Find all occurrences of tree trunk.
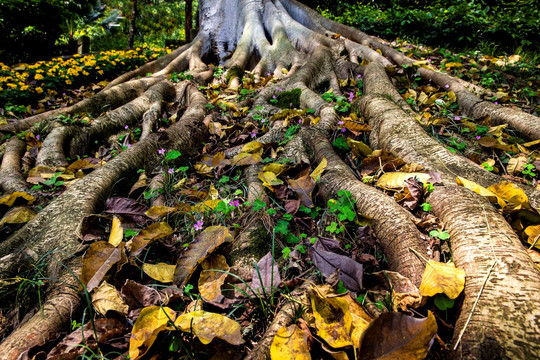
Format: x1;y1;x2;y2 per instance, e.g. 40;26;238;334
128;0;138;49
185;0;193;42
1;0;539;359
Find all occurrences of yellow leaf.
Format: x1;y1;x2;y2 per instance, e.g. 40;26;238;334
194;163;214;176
0;206;35;227
310;157;327;182
419;261;465;299
347;138;373;157
524;225;540;249
174;226;233;288
67;159;96;172
129;306;177;360
209;185;219;200
108;216;123;247
445;62;463;68
341;294;372;345
487;181;530;212
507;156;528;175
145;206;178;220
376;172;431;190
310;287;353;348
199;254;229;304
447;91;456;103
231;152;263;166
270;325;311;360
258;171;284;190
142;263;176;283
81;241;122;292
456;176;506;208
130;222;174;258
241;141;264;154
92;281;128;316
174;310;244;345
0;191;36;207
262;163;289;177
191;199;220;212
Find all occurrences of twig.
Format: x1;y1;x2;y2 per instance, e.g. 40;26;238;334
453;260;497;351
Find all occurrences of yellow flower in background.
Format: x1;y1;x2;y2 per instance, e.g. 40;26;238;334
35;87;43;94
82;70;89;76
98;70;104;75
7;83;17;89
65;79;72;85
35;74;44;80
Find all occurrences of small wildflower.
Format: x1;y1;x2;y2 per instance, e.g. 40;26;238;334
454;116;461;121
341;128;346;133
124;125;129;129
289;103;293;107
229;199;240;207
476;135;481;140
494;101;498;105
348;91;354;102
445;84;450;89
127;144;131;148
279;88;283;92
357;74;362;79
158;148;165;155
168;168;174;174
338;120;344;125
272;95;276;99
35;135;40;140
267;72;271;76
194;220;204;230
251;131;257;138
261;118;266;123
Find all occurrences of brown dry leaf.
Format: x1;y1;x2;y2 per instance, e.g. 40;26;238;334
67;159;96;172
376;172;431;190
108;216;123;247
174;226;233;288
347;138;373;157
231;152;263;166
145;205;178;220
174;310;244;345
129;306;176;360
288;170;316;207
129;172;148;196
258;171;284;190
0;206;35;227
130;222;174;258
194;162;214;176
358;311;437;359
199;254;229;304
92;281;129;316
507;156;528;175
419;261;465;299
487;181;530;212
310;157;327;181
310;287;353;349
142;263;176;283
0;191;36;207
456;176;506;208
82;241;122;292
270;325;311;360
524;225;540;249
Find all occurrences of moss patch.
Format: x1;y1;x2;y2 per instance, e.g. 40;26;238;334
274;88;302;109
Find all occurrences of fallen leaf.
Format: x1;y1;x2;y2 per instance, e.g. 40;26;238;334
524;225;540;249
341;294;372;345
456;176;506;208
288;169;316;207
259;171;284;190
105;197;149;224
174;310;244;345
121;280;180;310
376;172;431;190
142;263;176;283
231;152;263;166
311;242;363;292
199;254;229;305
262;163;290;176
270;325;311;360
507;156;528;175
92;281;129;315
108;216;123;247
487;181;530;212
358;312;437;359
174;226;233;288
310;157;327;181
0;191;36;207
241;141;264;154
0;206;35;227
130;222;174;258
129;306;177;360
310;287;353;348
82;241;122;292
252;252;281;296
419;261;465;299
347;138;373;157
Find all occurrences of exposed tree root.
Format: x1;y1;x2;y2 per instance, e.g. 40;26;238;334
430;186;540;358
1;0;539;358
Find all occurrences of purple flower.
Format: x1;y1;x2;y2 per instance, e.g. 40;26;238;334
261;118;266;123
289;103;293;107
357;74;362;79
445;84;450;89
127;144;131;148
338;120;344;125
267;72;271;76
454;116;461;121
341;128;346;133
158;148;165;155
476;135;481;140
494;101;498;105
251;132;257;138
35;135;40;140
272;95;276;99
124;125;129;129
348;92;354;103
168;168;174;174
279;88;283;92
229;199;240;207
194;219;204;230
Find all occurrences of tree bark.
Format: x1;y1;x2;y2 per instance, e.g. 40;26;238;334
128;0;139;49
185;0;193;42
